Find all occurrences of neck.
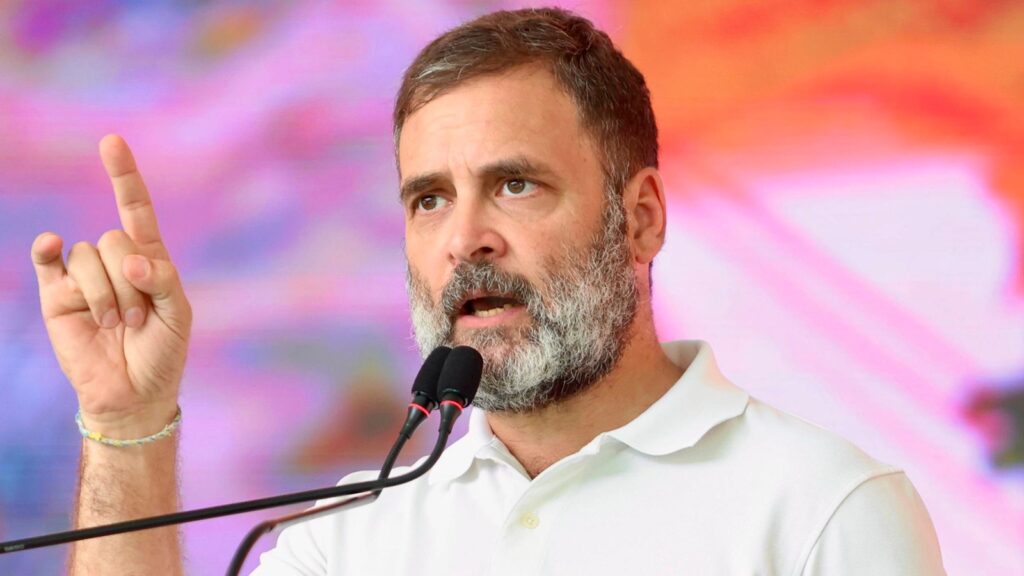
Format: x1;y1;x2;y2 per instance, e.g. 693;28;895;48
485;315;684;478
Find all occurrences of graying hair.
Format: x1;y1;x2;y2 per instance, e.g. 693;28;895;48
393;7;659;195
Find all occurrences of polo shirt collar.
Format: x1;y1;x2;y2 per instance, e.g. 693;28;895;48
428;404;496;485
428;340;749;485
605;340;749;455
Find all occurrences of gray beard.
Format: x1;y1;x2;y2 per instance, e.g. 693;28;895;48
406;195;638;413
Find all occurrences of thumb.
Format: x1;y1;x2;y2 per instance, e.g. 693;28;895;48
122;254;192;337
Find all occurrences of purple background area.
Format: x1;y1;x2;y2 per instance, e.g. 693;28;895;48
0;1;1021;574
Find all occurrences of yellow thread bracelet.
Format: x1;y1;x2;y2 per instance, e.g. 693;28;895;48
75;407;182;447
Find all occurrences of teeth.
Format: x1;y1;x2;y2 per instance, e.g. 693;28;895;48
472;303;515;318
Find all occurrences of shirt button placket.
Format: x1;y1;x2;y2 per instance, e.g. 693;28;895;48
519;511;540;530
490;509;544;575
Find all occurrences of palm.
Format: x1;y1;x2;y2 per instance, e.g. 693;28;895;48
44;291;184;414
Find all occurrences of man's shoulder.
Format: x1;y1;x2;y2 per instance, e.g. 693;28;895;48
657;339;899;485
700;393;903;497
721;398;945;575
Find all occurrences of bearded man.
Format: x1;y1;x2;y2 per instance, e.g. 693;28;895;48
30;7;946;575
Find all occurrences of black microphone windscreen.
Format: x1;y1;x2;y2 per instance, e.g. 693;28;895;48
413;347;451;401
438;346;483;404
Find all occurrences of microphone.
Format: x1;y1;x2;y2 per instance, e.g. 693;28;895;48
397;345;450;442
437;346;484;435
0;346;473;557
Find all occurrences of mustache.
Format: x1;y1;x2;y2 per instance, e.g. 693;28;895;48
439;262;541;318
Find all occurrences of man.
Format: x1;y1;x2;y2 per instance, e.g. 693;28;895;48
30;7;945;575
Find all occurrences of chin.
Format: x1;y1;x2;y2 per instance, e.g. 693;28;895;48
452;325;528;356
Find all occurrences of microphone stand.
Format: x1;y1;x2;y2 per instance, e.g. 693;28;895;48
223;352;481;573
0;427;452;556
226;491;378;576
224;429;419;575
1;344;481;572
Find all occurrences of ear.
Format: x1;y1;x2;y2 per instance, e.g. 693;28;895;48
621;167;667;265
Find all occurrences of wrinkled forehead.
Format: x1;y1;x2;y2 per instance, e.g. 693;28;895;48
396;65;599;183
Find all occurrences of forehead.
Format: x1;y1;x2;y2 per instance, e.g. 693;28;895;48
397;65;599;182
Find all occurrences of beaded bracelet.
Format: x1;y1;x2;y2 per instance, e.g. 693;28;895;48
75;407;182;447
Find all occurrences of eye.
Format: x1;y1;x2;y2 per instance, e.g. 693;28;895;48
416;194;449;213
501;178;537;197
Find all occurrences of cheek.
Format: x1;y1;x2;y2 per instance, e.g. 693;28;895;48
405;254;445;302
405;217;449;261
519;220;583;263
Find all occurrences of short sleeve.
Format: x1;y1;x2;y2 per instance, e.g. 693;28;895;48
249;513;327;576
800;472;946;576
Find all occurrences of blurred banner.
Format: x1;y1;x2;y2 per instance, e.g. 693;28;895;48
0;1;1021;573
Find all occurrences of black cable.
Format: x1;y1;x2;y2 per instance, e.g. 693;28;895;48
224;430;419;575
0;427;452;555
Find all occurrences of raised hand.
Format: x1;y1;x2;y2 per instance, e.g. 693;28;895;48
30;135;192;437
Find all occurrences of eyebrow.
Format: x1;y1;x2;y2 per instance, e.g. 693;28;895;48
398;156;558;203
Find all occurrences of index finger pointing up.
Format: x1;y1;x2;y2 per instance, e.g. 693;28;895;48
99;134;169;260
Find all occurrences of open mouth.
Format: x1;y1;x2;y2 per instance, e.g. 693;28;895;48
460;295;522;318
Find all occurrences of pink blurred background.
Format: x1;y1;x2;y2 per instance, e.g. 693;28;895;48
0;1;1021;573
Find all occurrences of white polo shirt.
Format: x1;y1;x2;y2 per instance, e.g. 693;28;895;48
254;341;945;575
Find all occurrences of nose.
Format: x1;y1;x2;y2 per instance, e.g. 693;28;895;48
446;196;507;265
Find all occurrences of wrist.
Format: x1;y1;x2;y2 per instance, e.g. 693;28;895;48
78;402;180;440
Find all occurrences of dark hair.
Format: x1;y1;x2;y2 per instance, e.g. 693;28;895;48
393;7;658;194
